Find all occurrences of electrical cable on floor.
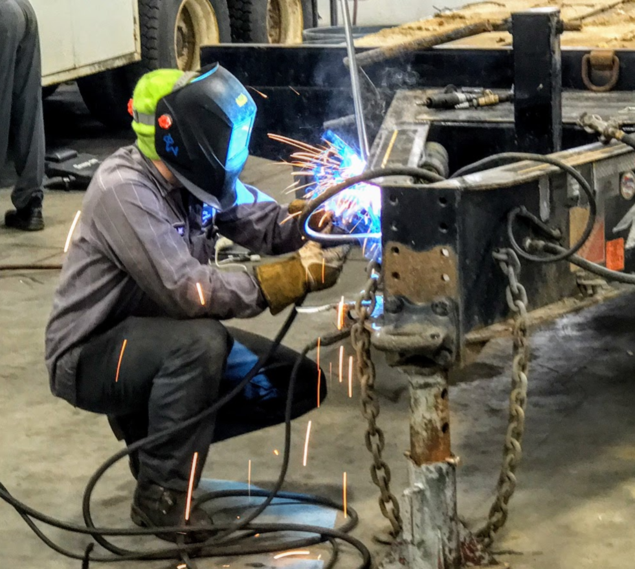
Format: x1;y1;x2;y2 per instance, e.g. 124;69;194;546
0;307;371;567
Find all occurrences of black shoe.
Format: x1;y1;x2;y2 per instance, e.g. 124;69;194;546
4;205;44;231
131;480;215;543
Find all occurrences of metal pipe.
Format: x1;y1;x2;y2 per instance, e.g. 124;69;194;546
338;0;370;160
330;0;338;26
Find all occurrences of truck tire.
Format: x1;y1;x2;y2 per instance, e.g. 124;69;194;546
228;0;315;44
77;67;134;131
133;0;232;76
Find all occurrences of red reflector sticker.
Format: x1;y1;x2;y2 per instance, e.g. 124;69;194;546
606;238;625;271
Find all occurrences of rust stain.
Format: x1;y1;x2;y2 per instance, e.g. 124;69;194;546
410;387;452;464
384;242;459;303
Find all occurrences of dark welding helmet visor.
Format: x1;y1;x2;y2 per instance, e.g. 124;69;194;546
155;63;257;210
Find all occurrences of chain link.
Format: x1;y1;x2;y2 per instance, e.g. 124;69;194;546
351;260;403;537
478;248;530;548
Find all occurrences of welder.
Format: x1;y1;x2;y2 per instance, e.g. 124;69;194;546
0;0;45;231
44;66;347;542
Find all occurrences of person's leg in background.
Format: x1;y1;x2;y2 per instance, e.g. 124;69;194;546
74;316;232;542
213;328;325;443
3;0;45;231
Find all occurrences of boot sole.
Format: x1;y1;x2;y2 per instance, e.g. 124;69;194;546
4;222;45;231
130;504;182;543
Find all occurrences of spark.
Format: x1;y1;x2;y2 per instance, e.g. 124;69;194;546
115;339;127;383
184;451;199;521
64;210;81;253
343;472;348;518
177;565;187;569
318;554;322;560
348;356;354;398
302;420;312;467
337;296;345;330
321;258;325;283
270;130;382;261
196;282;206;306
317;368;321;408
248;459;252;501
273;551;311;560
317;337;321;369
290;86;300;96
274;449;280;456
339;346;344;383
248;86;268;99
279;210;302;225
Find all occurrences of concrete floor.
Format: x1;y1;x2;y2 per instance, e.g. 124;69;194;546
3;86;635;568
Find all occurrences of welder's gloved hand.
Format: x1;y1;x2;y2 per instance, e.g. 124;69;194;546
288;199;334;233
255;241;350;315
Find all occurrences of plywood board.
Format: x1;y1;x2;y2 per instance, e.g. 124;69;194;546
356;0;635;50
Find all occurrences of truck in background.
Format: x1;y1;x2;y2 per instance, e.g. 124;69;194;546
35;0;317;129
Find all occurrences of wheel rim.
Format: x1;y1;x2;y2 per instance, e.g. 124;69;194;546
267;0;304;44
175;0;221;71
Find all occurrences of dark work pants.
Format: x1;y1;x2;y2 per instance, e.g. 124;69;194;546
75;317;325;491
0;0;45;209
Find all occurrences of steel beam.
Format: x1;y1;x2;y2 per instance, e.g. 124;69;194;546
512;8;563;154
379;368;460;569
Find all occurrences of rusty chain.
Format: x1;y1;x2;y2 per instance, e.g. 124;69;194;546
351;260;403;537
477;248;530;548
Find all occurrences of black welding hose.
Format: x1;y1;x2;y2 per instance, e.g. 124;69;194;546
298;166;445;245
193;330;352;544
531;240;635;284
0;311;370;566
451;152;597;263
80;305;301;556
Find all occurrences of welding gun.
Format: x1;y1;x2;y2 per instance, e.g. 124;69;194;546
579;112;635;149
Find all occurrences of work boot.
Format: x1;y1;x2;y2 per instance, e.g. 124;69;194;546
4;202;44;231
130;480;215;543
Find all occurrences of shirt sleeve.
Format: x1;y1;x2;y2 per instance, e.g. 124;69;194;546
92;180;267;320
215;181;305;255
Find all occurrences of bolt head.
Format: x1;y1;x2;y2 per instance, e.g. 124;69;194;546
432;300;450;316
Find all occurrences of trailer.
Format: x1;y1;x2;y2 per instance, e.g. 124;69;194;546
200;2;635;566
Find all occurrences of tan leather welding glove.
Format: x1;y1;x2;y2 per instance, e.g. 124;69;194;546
255;241;349;315
288;199;334;233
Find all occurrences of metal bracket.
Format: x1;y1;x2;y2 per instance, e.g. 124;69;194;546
582;50;620;93
372;298;458;367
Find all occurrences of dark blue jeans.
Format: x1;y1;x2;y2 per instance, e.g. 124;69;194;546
75;317;324;490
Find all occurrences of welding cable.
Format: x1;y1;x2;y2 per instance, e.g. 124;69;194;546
193;330;351;541
530;240;635;284
298;166;445;245
450;152;597;263
0;316;371;566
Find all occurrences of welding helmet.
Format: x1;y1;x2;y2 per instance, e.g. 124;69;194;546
132;64;257;210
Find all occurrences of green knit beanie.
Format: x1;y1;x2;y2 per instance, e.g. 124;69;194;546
131;69;185;161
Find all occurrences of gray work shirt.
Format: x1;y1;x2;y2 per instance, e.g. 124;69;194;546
45;145;304;404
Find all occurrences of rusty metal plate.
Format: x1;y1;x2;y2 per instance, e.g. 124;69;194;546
384;242;459;303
